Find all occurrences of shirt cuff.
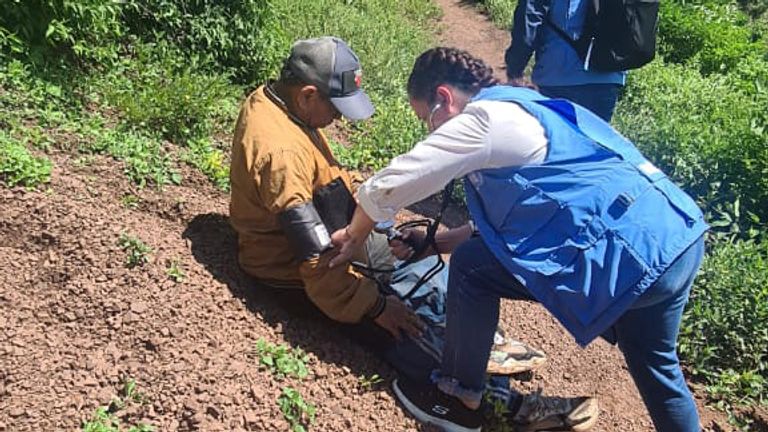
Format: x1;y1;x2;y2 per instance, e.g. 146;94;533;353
356;182;399;222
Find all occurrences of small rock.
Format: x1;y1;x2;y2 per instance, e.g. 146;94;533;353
206;405;221;419
130;302;148;314
243;412;259;426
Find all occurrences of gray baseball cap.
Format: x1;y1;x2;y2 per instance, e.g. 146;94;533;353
287;36;374;121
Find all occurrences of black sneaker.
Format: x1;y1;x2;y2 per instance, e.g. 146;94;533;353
392;378;482;432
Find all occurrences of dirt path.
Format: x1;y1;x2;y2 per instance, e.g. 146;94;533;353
434;0;511;80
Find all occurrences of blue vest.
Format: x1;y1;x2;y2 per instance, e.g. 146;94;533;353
465;86;708;346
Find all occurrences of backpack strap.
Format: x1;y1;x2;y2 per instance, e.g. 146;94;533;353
544;0;599;69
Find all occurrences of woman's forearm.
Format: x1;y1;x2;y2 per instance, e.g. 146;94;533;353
434;224;473;254
346;205;376;242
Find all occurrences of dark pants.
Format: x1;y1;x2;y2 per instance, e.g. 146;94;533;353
437;235;705;431
539;84;622;122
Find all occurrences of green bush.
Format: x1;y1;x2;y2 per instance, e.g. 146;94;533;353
476;0;518;28
679;236;768;406
82;125;181;188
614;60;768;229
0;0;125;64
97;44;238;144
0;132;52;188
122;0;287;85
659;2;764;75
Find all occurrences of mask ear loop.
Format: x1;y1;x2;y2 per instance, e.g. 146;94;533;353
427;102;442;132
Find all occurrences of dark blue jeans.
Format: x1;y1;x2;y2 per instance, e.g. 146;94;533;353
436;236;705;432
539;84;622;122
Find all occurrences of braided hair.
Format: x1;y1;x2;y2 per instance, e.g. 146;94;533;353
407;47;499;103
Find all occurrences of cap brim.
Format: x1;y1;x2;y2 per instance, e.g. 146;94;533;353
330;90;374;121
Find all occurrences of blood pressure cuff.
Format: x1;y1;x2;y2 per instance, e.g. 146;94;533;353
312;177;356;234
278;202;333;261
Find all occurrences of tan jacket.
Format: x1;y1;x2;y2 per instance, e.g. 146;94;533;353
229;85;379;323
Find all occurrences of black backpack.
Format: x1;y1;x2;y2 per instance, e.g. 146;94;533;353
547;0;660;72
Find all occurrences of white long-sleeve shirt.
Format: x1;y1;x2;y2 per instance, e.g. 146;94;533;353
357;100;549;221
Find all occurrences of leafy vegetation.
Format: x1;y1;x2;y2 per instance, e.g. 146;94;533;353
0;132;52;188
122;0;286;86
166;259;185;283
82;378;153;432
255;339;310;380
358;373;385;391
278;386;316;432
680;238;768;406
118;233;152;269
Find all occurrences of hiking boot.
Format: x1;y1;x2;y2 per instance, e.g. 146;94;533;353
509;389;599;431
486;334;547;375
392;378;482;432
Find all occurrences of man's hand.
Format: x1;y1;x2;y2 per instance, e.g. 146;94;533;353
374;295;426;341
389;229;429;261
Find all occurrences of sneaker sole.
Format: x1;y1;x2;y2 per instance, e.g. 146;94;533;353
517;397;599;432
568;397;599;432
392;379;481;432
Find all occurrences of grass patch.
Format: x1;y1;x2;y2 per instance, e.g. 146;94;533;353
181;139;230;191
680;237;768;409
0;131;52;188
476;0;518;28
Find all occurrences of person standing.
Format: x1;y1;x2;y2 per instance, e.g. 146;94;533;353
332;47;707;432
505;0;625;121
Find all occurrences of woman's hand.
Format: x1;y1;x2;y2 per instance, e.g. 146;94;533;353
329;227;364;268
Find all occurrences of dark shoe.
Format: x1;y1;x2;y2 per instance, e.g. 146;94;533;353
510;389;599;431
392;378;482;432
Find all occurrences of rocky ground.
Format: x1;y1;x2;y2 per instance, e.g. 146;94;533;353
0;1;740;431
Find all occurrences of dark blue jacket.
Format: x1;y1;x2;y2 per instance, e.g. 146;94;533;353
505;0;626;86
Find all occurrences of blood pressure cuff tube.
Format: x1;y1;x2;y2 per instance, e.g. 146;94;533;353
278;201;333;261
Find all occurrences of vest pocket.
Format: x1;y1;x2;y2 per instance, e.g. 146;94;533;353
494;174;563;251
536;231;649;327
529;215;608;276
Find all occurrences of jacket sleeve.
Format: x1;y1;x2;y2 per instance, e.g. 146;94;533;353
505;0;552;79
254;149;314;213
298;249;380;323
